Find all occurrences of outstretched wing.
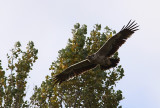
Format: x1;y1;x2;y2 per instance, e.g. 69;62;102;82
97;20;139;57
53;59;97;85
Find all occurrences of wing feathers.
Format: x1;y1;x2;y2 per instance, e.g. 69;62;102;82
123;20;132;29
122;20;139;31
120;25;125;31
53;59;97;85
97;20;139;57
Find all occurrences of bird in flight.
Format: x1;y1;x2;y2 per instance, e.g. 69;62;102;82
53;20;139;85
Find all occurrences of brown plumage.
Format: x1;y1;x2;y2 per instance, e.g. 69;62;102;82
53;20;139;85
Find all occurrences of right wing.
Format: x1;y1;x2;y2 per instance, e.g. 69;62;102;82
53;59;97;85
97;20;139;57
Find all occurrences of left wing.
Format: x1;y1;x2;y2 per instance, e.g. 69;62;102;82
97;20;139;57
53;59;97;85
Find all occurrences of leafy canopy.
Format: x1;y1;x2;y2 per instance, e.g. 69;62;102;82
30;23;124;108
0;41;38;107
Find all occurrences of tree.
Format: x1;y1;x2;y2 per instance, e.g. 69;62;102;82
0;41;38;107
30;23;124;108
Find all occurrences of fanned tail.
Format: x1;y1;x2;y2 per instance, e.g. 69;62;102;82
100;58;120;70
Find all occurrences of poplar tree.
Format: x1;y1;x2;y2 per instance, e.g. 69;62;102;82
31;23;124;108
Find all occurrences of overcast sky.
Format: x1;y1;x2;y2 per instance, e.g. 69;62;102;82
0;0;160;108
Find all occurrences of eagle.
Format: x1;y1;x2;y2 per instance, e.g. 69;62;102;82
53;20;139;85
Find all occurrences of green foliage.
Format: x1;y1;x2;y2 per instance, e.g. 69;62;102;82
0;41;38;107
0;23;124;107
30;23;124;107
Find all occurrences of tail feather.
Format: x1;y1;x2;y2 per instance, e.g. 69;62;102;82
100;58;120;70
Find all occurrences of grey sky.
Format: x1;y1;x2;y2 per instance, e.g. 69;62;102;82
0;0;160;107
